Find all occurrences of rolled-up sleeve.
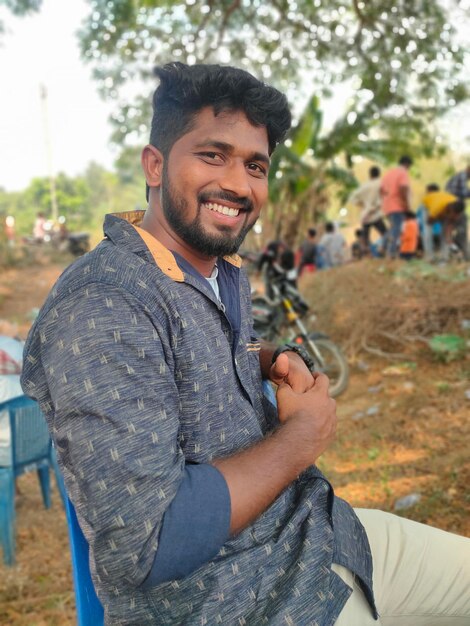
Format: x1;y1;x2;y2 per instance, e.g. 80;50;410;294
22;282;229;593
141;462;230;588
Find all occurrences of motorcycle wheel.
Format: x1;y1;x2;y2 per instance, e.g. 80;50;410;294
305;333;349;397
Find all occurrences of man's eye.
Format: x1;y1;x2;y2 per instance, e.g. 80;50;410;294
200;152;221;161
247;163;267;176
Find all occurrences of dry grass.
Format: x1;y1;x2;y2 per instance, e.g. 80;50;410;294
301;259;470;361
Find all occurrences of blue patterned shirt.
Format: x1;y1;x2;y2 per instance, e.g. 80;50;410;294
22;211;376;625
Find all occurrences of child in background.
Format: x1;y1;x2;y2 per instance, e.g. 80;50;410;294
351;229;367;260
400;210;419;260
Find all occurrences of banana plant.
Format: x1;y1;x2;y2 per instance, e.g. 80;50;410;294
265;94;425;242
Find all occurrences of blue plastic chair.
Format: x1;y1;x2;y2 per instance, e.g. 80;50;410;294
0;395;66;565
65;497;104;626
262;379;277;406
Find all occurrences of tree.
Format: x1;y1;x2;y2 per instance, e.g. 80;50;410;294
0;0;42;36
22;173;92;230
0;0;42;16
79;0;468;154
0;159;146;241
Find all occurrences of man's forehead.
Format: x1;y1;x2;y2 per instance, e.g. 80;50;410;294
181;106;269;151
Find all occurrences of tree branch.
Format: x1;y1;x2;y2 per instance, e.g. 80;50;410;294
216;0;241;48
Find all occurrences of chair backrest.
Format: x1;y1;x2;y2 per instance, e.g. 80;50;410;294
0;396;51;474
65;498;104;626
262;379;277;407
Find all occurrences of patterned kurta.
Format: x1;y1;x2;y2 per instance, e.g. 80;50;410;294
22;211;376;625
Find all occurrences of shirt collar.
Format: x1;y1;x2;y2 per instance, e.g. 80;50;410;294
104;210;242;282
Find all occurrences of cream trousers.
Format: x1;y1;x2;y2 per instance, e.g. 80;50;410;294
334;508;470;626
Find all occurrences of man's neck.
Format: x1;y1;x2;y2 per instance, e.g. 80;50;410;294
140;208;217;277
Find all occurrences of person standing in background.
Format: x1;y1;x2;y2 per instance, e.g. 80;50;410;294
445;165;470;260
381;156;413;258
297;228;318;276
417;184;444;261
420;184;463;261
33;212;46;242
349;166;387;252
445;164;470;205
319;221;346;267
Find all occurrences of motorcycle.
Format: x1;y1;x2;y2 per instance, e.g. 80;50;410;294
251;271;349;397
23;231;90;257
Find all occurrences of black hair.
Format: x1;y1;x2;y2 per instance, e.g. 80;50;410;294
308;228;317;237
426;183;440;192
369;166;381;178
150;62;291;158
325;222;334;233
399;155;413;167
405;210;416;219
355;229;364;237
280;248;295;271
450;200;465;214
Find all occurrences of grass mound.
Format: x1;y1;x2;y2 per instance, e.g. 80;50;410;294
302;260;470;360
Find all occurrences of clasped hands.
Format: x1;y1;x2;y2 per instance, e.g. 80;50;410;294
268;350;337;457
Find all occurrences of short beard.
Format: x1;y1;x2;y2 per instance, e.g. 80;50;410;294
161;167;255;258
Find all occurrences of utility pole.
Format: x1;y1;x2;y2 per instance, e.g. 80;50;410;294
39;83;58;223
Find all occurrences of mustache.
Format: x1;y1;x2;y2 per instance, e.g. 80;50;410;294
198;191;253;212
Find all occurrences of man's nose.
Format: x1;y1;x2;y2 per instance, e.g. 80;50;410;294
219;161;252;199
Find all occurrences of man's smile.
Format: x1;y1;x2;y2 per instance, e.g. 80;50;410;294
202;202;241;217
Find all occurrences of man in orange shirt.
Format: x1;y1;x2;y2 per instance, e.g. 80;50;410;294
381;155;413;258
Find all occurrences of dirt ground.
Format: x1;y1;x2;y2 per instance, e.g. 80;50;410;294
0;256;469;625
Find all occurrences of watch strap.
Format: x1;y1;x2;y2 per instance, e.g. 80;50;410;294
271;342;315;372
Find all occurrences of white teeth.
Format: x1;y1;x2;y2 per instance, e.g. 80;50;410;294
205;202;240;217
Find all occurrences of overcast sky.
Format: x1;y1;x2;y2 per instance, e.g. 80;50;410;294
0;0;469;193
0;0;116;191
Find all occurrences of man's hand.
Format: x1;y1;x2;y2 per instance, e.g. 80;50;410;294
212;370;337;534
277;371;337;464
269;351;315;393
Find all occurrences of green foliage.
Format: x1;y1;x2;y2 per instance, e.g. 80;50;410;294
0;155;146;239
78;0;468;153
2;0;42;16
0;0;42;36
367;447;381;461
429;334;467;362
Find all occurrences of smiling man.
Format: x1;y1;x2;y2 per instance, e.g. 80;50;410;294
141;105;269;272
22;63;470;626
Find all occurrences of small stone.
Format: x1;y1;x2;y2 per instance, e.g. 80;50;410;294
366;405;379;416
394;493;421;511
367;384;383;394
351;411;365;421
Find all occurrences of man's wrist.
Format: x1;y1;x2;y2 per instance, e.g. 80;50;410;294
271;342;315;372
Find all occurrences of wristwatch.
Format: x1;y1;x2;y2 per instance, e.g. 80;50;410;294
271;342;315;372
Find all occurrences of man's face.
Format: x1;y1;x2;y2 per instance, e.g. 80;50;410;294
159;107;270;258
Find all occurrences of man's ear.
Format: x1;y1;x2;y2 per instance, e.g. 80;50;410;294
141;145;164;188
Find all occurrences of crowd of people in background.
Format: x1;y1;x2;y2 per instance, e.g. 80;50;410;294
255;160;469;290
257;221;347;287
349;159;469;263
